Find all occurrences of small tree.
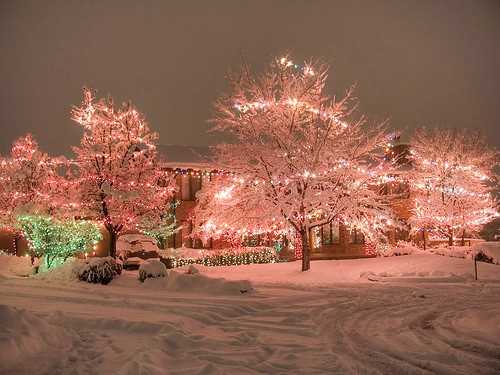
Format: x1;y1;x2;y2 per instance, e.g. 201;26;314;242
410;128;499;246
193;56;395;271
138;201;181;249
71;88;176;257
17;215;102;270
0;134;60;255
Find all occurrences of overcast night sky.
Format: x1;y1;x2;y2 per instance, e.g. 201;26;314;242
1;0;499;156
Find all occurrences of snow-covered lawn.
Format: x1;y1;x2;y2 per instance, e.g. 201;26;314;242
1;254;500;374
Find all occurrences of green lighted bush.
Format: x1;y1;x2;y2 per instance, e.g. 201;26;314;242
17;215;102;270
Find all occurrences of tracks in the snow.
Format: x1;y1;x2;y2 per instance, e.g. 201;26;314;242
1;277;500;374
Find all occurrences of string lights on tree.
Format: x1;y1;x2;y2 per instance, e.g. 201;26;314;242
409;128;499;246
192;55;397;271
70;88;177;257
0;134;63;256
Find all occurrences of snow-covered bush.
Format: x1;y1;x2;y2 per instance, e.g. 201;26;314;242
77;257;122;285
471;242;500;264
474;251;494;264
33;257;81;282
138;259;167;282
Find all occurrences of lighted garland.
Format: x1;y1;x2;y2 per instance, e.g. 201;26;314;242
162;247;278;269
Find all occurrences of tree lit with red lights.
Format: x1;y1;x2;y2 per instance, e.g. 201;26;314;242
0;134;62;254
70;88;176;257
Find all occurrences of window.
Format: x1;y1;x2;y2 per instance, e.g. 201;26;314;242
181;175;191;201
322;223;340;245
180;221;192;247
191;176;202;198
350;228;365;244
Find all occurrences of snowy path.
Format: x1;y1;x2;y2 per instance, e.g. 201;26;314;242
1;268;500;375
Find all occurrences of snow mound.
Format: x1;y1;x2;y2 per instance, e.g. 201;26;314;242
360;270;472;283
0;305;73;374
139;259;167;282
430;243;500;264
0;254;33;278
33;257;82;282
143;270;253;295
431;245;473;259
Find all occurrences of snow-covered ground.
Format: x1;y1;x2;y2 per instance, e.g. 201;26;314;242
1;254;500;374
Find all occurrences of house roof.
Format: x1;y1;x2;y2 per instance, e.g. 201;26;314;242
157;144;214;170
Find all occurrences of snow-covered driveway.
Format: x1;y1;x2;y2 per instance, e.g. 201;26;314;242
1;257;500;374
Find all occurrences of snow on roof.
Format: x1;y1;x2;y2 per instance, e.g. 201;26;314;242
157;144;217;171
157;145;212;163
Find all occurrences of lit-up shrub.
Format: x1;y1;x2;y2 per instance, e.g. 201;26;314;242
17;215;102;270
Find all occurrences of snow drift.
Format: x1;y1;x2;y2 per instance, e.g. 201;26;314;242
0;305;73;375
143;269;253;295
0;254;32;278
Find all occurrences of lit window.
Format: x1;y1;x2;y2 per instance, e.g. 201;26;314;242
322;223;340;245
350;228;365;244
181;175;191;200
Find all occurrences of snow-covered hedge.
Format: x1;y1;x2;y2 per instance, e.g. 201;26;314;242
161;247;277;269
77;257;122;285
138;259;167;282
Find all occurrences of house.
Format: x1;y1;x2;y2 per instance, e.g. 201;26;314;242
0;144;414;259
159;145;414;259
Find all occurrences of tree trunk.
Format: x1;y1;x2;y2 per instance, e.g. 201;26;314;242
159;237;166;250
45;255;52;269
108;228;118;258
14;234;20;256
461;230;465;246
422;228;427;250
448;229;453;247
301;230;310;272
